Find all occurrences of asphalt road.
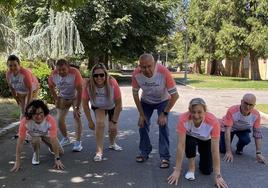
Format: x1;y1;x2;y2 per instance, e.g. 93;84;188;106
0;86;268;188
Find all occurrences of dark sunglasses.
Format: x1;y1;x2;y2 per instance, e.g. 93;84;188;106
93;73;105;78
243;101;255;107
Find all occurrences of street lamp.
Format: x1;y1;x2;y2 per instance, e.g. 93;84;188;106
182;27;188;85
163;43;168;67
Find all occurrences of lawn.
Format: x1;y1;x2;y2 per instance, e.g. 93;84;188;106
256;104;268;114
173;73;268;89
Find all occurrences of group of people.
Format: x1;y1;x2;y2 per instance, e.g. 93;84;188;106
6;54;267;187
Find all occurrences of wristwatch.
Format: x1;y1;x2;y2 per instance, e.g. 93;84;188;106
111;119;117;124
163;111;169;116
55;157;60;161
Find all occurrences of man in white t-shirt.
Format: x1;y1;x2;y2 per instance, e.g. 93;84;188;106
132;53;179;168
220;93;267;164
48;59;83;152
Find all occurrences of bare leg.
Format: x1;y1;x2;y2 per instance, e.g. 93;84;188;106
188;157;196;172
95;109;106;154
57;108;69;138
108;121;117;145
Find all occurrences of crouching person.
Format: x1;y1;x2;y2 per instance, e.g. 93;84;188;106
11;100;64;172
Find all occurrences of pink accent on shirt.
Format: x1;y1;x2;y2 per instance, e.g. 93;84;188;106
82;77;121;109
48;67;83;99
6;67;39;94
19;115;57;139
222;105;260;131
131;64;177;104
177;111;220;140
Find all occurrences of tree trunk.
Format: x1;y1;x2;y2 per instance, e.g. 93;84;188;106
225;57;241;77
249;49;261;80
210;59;225;76
238;56;244;77
193;60;203;74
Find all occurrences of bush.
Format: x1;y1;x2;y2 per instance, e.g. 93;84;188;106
0;70;12;97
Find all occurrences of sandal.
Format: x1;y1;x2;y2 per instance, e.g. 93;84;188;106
160;159;170;168
136;155;148;163
94;153;103;162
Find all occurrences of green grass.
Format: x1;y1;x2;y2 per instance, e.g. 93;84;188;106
256;104;268;114
173;73;268;89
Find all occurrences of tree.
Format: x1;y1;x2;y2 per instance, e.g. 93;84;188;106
74;0;174;68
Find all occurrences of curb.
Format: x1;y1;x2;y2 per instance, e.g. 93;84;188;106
175;80;196;89
0;122;20;137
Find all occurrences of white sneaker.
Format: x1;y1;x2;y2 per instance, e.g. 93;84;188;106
32;152;40;165
185;171;195;181
60;137;71;147
94;153;103;162
72;141;83;152
109;143;123;151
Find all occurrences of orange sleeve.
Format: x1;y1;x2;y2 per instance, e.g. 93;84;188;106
18;118;27;140
177;113;188;135
47;115;57;138
253;111;261;129
111;78;121;100
165;68;176;89
209;114;221;138
82;86;90;100
222;109;233;127
22;68;33;89
74;69;83;87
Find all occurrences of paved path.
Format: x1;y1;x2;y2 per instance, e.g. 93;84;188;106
0;86;268;188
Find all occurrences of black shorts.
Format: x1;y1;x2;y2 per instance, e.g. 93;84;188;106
91;106;115;121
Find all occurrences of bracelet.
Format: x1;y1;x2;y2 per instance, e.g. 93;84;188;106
256;151;262;155
216;174;222;179
111;119;117;124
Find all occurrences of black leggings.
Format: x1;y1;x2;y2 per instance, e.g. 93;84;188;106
185;135;212;175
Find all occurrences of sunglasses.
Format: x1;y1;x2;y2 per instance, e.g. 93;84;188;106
243;101;255;107
93;73;105;78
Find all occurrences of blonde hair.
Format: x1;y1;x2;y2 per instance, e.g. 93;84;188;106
88;63;111;102
188;98;207;112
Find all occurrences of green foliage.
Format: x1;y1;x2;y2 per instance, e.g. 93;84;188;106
74;0;174;63
0;0;17;16
15;0;50;37
0;69;11;97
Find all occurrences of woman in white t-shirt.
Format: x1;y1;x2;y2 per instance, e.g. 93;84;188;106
82;63;122;162
168;98;228;188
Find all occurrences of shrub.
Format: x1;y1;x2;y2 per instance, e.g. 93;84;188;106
0;70;12;97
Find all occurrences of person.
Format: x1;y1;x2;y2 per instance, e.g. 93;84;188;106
82;63;122;162
168;98;228;188
48;59;83;152
219;93;267;164
6;54;39;118
132;53;179;168
10;100;64;172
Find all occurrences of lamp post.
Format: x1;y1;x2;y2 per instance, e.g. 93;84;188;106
163;43;168;67
183;28;188;85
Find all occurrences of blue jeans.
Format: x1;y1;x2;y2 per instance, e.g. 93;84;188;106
139;100;170;161
220;129;251;153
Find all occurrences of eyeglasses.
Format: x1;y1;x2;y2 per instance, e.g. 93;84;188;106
93;73;105;78
243;101;255;107
32;112;44;116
